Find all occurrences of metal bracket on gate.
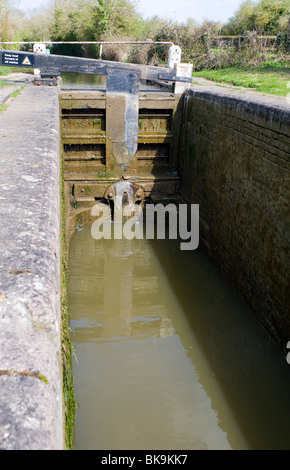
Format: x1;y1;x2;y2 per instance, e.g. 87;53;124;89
106;68;140;168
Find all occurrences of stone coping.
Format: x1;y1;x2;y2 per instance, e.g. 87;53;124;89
0;85;63;450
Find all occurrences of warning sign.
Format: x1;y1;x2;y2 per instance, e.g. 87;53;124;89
22;56;32;65
1;52;34;67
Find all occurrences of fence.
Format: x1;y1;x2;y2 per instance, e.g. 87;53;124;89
0;41;174;59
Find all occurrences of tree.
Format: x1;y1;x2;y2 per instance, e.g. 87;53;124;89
222;0;290;35
257;0;290;33
49;0;142;58
0;0;25;47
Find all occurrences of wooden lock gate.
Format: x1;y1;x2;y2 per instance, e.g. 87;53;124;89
1;49;192;208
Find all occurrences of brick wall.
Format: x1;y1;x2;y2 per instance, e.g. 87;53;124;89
179;86;290;354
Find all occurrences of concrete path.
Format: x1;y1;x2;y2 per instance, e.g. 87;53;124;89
0;85;63;449
0;85;21;104
0;72;34;104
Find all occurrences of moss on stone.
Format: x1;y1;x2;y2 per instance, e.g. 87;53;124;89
60;148;77;450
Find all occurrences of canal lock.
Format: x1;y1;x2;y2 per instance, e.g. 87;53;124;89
59;80;290;450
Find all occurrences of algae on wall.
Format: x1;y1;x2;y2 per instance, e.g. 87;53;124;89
60;147;77;450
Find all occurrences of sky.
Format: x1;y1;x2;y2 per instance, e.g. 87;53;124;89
16;0;245;24
136;0;243;24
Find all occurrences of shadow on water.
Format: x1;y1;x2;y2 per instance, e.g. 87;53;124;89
68;225;290;451
139;89;290;449
148;235;290;450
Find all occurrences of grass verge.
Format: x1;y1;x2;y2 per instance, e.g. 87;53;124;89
0;66;14;76
192;62;290;96
0;104;8;113
0;79;9;88
0;66;34;76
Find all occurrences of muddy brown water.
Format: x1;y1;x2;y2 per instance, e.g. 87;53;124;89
68;226;290;450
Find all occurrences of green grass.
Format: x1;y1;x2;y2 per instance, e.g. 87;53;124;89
192;62;290;96
9;86;24;98
0;85;25;114
0;66;32;89
0;79;9;88
0;66;14;76
0;67;17;89
0;66;33;76
0;67;16;86
0;104;8;113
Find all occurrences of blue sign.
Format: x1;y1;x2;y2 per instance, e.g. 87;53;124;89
1;52;35;67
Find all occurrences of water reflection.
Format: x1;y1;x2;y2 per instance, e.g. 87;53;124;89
61;72;170;92
61;72;106;91
69;228;290;450
69;230;238;450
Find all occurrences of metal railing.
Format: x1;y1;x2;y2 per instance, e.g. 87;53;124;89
0;41;174;60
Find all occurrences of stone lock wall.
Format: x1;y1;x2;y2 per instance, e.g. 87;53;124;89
179;86;290;354
0;86;64;450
